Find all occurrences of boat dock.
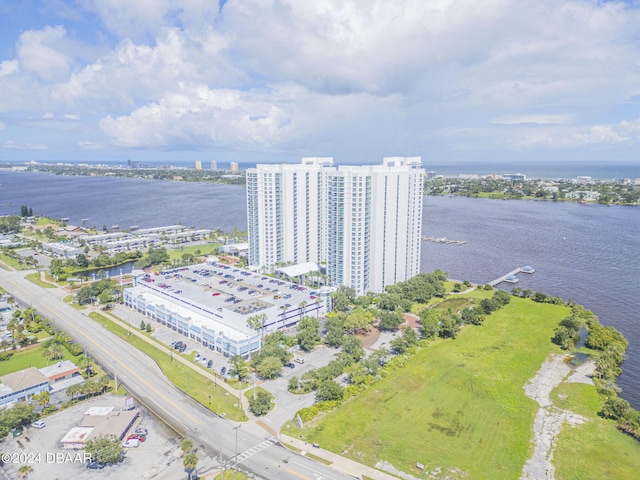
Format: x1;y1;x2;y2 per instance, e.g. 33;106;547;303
489;266;535;286
422;236;467;246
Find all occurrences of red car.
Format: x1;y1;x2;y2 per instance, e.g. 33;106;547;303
127;434;146;442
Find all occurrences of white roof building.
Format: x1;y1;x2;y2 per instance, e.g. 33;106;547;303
124;261;330;358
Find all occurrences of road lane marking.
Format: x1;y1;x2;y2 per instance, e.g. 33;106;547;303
285;469;311;480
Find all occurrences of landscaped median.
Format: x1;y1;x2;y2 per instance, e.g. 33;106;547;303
88;312;247;421
25;272;57;288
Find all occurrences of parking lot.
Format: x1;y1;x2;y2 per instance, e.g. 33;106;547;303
111;304;232;377
0;393;192;480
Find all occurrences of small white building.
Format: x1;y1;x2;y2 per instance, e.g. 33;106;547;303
221;243;249;257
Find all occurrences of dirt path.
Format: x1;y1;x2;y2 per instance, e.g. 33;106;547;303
520;355;591;480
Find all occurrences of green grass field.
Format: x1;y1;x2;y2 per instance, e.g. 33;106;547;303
0;344;78;376
88;312;246;421
296;297;571;479
550;382;640;479
166;243;221;261
25;272;57;288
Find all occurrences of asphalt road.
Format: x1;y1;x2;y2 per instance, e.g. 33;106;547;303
0;269;356;480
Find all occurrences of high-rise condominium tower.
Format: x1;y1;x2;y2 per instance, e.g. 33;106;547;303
247;157;424;295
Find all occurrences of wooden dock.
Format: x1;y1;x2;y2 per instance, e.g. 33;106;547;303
422;236;467;246
489;268;523;287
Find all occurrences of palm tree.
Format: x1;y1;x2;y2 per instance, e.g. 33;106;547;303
35;390;50;408
298;301;307;319
247;313;268;341
80;356;94;377
66;383;81;400
183;452;199;480
43;344;63;361
96;375;110;394
18;465;33;480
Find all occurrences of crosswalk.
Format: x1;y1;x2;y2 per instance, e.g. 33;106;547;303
235;437;279;464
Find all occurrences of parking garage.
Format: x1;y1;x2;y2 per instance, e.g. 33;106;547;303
123;260;332;358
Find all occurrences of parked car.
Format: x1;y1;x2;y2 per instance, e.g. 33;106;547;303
134;427;148;436
195;353;201;362
201;356;207;365
286;362;295;369
123;438;140;448
207;360;213;368
178;345;186;353
31;420;45;429
127;434;146;442
86;462;105;470
294;358;304;364
220;366;227;375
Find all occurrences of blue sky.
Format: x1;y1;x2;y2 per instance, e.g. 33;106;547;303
1;0;640;166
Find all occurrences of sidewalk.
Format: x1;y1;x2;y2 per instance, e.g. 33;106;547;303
279;433;399;480
87;306;254;415
76;296;401;480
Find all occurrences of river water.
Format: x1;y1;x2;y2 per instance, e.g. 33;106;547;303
1;171;638;408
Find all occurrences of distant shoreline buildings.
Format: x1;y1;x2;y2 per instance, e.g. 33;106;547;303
247;157;425;295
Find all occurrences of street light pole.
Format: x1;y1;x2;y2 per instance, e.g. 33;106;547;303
233;424;242;471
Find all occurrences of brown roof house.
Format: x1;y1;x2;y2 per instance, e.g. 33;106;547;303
0;368;50;407
60;406;139;449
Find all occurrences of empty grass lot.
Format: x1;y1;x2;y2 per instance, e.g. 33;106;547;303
0;344;78;376
551;382;640;479
297;297;570;479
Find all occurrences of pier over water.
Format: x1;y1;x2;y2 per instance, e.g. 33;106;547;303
489;266;535;286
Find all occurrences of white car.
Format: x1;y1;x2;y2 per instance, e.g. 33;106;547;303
201;356;208;365
123;438;140;448
31;420;45;429
194;353;201;362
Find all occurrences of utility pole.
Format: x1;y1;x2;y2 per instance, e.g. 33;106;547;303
233;424;242;471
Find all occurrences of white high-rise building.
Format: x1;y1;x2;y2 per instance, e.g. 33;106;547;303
247;158;334;269
247;157;424;295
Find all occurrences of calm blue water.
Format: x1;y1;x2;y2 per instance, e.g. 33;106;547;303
1;171;639;408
